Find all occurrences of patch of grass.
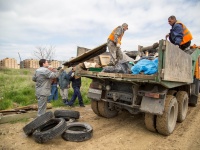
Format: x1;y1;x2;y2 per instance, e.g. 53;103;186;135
51;100;66;107
10;118;29;124
0;99;13;110
0;68;92;110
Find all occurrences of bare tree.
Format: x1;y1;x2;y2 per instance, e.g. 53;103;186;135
33;45;56;61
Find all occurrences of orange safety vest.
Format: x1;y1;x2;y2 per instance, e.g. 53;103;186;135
176;21;193;45
108;26;124;45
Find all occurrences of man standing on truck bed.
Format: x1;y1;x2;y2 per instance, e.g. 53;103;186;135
107;23;128;66
166;15;193;50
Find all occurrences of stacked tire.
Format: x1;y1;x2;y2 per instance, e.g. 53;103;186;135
23;110;93;143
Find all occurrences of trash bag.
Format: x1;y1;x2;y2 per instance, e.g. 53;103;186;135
102;60;132;74
131;58;158;75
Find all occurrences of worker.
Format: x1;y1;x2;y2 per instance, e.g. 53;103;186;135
32;59;60;116
107;23;128;66
47;65;59;102
166;15;193;50
58;67;71;104
66;66;85;107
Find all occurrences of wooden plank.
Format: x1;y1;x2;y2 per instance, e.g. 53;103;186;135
0;111;37;124
163;41;193;83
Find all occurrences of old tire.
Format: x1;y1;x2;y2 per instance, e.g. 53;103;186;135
156;95;178;136
62;122;93;142
54;110;80;119
145;113;157;132
176;91;188;123
91;100;101;116
23;111;53;136
33;118;67;143
98;100;118;118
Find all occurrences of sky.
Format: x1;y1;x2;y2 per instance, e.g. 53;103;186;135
0;0;200;63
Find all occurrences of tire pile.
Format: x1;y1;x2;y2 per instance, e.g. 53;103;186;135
23;110;93;144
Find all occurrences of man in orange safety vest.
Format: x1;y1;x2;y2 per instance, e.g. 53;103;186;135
166;15;193;50
107;23;128;65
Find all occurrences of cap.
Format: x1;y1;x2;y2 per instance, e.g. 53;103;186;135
122;23;128;27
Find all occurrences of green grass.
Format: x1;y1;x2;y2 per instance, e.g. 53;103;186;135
0;68;92;110
10;118;30;124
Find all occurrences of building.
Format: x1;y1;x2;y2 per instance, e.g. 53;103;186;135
0;58;19;69
23;59;39;69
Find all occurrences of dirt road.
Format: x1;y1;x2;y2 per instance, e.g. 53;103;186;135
1;99;200;150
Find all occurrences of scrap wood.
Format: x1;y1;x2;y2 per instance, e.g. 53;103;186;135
0;103;52;115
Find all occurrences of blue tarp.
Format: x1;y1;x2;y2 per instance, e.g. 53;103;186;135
131;58;158;75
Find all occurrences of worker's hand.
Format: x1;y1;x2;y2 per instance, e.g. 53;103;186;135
117;43;121;48
71;72;75;77
175;45;179;48
165;34;169;40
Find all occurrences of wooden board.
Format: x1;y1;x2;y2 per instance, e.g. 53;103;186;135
163;41;193;83
99;55;110;66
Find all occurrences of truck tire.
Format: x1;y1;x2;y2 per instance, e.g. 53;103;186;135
144;113;157;132
91;100;101;116
62;122;93;142
23;111;53;136
33;118;67;143
189;78;199;107
156;95;178;136
167;90;177;96
98;100;118;118
176;91;188;123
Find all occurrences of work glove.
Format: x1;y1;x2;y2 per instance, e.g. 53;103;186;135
165;34;169;40
117;43;121;48
71;72;75;77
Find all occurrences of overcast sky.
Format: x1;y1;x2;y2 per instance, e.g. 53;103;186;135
0;0;200;63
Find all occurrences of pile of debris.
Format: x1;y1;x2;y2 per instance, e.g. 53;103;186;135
63;42;159;75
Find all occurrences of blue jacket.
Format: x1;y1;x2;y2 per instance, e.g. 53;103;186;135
169;23;183;45
58;70;70;89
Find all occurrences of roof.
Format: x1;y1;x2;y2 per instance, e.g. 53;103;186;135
63;43;107;67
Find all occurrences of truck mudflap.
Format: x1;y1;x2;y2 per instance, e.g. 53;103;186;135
140;96;165;115
87;88;102;100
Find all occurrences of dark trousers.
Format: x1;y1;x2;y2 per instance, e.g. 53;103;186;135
68;86;84;106
179;41;191;50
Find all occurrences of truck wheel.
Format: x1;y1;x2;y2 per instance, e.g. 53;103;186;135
167;90;177;96
156;95;178;136
91;100;101;116
98;100;118;118
176;91;188;123
144;113;157;132
189;78;199;107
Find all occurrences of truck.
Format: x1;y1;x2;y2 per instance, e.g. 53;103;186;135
64;39;200;136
